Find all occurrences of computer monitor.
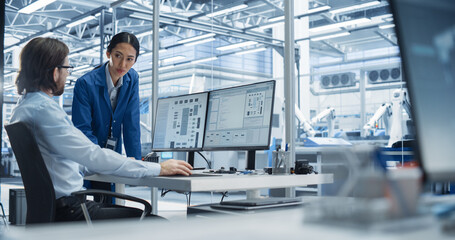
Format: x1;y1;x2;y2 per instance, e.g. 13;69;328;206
152;92;209;152
391;0;455;181
203;80;275;169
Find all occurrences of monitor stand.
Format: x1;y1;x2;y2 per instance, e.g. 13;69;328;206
246;150;256;170
189;150;256;169
187;151;195;167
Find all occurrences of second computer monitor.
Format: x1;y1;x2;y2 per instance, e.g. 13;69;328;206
152;92;209;151
203;80;275;150
391;0;455;181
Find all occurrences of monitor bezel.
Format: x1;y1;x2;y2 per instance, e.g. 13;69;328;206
151;91;210;152
390;0;455;181
202;80;276;151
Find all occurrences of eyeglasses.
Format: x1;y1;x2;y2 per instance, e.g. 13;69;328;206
57;65;74;75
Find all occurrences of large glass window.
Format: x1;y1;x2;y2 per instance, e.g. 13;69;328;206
2;0;409;175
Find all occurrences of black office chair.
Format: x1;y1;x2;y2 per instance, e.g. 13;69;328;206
5;122;152;225
0;202;7;228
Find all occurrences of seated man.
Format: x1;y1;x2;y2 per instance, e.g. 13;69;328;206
10;37;193;221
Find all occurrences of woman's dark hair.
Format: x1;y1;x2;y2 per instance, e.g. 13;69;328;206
107;32;140;61
15;37;69;95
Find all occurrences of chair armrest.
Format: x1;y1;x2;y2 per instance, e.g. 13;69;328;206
71;189;152;216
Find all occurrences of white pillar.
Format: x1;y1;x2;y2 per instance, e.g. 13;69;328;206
272;16;285;143
295;1;310;120
151;0;160;215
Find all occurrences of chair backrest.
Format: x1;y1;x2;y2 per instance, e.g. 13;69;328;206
5;122;56;224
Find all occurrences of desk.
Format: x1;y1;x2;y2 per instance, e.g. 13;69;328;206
5;201;453;240
85;173;333;214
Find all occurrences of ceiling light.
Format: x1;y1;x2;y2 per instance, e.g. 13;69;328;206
178;33;216;44
4;72;16;78
4;84;16;90
330;1;381;15
191;57;217;64
374;14;393;19
258;21;283;30
66;76;77;82
68;53;79;58
65;85;75;91
136;29;164;38
159;65;175;71
160;55;186;64
216;41;257;51
269;5;331;23
40;32;54;38
141;49;168;57
269;16;284;22
307;5;331;14
19;0;56;14
206;4;248;18
310;32;350;41
73;65;92;72
385;17;394;22
66;16;96;28
234;47;267;55
310;18;371;33
184;38;215;47
379;24;395;29
136;31;153;38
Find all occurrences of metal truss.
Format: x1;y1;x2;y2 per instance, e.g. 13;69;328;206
4;0;397;79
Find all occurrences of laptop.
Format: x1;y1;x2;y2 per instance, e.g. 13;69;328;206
211;197;303;210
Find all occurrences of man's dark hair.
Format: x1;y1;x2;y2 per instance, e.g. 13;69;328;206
15;37;69;95
107;32;140;61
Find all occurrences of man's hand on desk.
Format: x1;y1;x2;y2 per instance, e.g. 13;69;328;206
159;159;193;176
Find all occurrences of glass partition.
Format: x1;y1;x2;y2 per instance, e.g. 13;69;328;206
1;0;411;178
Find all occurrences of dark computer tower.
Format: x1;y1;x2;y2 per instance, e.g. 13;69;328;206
9;188;27;225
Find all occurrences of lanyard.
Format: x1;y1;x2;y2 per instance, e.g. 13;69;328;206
105;115;118;151
108;115;113;138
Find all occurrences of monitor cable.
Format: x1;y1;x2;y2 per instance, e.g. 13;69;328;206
220;191;229;203
160;189;171;197
196;151;212;169
161;189;192;206
187;192;191;206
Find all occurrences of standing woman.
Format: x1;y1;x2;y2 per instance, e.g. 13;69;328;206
72;32;141;199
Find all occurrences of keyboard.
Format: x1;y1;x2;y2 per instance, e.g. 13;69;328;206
162;173;220;178
211;197;303;210
220;197;302;206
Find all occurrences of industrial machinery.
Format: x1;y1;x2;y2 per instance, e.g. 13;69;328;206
295;104;316;138
311;107;336;137
363;103;392;137
363;89;412;147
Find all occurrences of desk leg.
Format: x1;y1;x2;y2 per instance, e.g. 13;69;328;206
246;189;261;199
151;187;158;215
286;187;296;198
317;152;322;196
115;183;125;206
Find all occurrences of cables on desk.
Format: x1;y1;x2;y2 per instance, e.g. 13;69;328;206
160;189;172;197
220;191;229;203
160;189;229;206
161;189;192;206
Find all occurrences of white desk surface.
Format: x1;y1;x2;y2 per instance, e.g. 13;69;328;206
85;173;334;192
4;201;453;240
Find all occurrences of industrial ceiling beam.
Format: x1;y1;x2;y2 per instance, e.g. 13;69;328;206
5;6;107;51
374;30;397;46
